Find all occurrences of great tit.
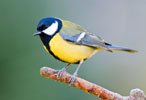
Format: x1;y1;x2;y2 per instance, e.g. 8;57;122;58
34;17;137;85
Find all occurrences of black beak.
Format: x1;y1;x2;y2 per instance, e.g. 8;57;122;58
33;31;41;36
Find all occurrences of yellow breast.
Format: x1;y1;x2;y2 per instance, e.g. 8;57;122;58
49;33;98;64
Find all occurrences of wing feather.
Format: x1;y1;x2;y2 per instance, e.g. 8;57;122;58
59;20;112;52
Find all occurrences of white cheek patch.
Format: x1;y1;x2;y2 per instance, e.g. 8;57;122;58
77;32;86;42
43;21;58;36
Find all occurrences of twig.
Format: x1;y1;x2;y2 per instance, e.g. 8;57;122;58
40;67;146;100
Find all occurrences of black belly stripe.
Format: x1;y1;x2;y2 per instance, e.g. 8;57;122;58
46;43;87;64
45;44;68;63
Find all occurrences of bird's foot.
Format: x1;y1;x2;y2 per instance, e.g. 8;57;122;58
69;72;77;86
57;68;66;79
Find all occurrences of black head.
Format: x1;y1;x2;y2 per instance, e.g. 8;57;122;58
34;17;62;36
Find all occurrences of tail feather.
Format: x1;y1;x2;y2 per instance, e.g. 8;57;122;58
106;45;138;53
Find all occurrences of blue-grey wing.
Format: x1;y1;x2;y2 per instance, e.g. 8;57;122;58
59;32;112;52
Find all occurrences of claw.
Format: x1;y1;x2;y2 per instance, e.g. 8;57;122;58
57;63;71;79
69;60;83;86
57;68;66;79
69;72;77;86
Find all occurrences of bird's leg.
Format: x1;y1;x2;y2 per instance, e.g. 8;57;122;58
57;63;71;79
69;60;83;85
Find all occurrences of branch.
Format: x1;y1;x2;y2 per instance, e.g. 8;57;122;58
40;67;146;100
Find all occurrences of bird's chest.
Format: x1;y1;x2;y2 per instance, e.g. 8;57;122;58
48;34;97;64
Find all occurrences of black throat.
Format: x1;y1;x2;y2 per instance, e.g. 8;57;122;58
39;33;68;63
39;33;52;49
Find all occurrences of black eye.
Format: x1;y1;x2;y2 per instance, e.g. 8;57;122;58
37;24;48;31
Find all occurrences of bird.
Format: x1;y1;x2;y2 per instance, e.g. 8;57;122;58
34;17;137;85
